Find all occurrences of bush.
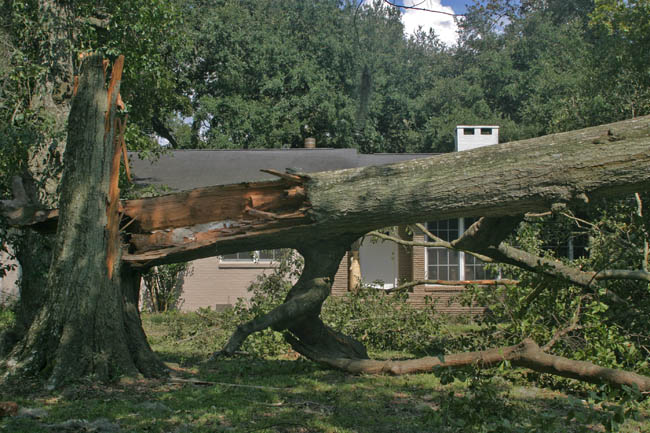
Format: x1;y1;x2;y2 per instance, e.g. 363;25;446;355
322;287;443;354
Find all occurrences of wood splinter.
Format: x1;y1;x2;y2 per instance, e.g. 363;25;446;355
244;206;279;220
260;169;305;184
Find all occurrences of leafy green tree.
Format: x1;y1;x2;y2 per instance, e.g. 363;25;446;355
141;263;192;312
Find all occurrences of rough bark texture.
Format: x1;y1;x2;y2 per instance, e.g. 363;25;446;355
120;115;650;267
294;338;650;392
1;56;166;387
8;116;650;267
214;240;367;361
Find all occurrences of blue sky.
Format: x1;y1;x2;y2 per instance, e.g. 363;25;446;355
440;0;469;15
358;0;469;45
392;0;465;45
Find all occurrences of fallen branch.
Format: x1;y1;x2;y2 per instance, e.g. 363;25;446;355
384;279;518;294
290;337;650;392
367;228;494;264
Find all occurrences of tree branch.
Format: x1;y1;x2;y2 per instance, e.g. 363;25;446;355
367;228;494;263
384;278;518;294
296;338;650;392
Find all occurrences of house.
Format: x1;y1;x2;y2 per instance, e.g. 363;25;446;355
129;125;501;313
0;249;19;306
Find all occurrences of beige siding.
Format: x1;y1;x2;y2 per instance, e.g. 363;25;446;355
0;249;19;305
179;257;276;311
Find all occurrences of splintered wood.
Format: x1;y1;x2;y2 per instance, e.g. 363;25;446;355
123;178;311;264
105;55;125;280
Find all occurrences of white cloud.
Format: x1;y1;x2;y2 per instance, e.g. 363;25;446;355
399;0;460;46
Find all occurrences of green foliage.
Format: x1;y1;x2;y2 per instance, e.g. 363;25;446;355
130;311;650;433
322;288;443;354
457;196;650;389
141;263;192;312
0;304;15;332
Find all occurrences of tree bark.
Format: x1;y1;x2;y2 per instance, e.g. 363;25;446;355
293;338;650;392
8;116;650;267
214;239;367;361
1;56;166;388
120;115;650;267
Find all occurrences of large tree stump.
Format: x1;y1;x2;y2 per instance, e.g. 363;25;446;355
0;55;166;388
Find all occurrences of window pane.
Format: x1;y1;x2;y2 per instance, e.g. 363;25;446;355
464;254;495;280
438;249;447;265
221;251;254;261
258;250;276;261
449;250;459;265
427;219;459;242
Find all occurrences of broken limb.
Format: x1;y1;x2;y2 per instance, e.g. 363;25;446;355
384;279;519;294
213;239;368;360
378;217;641;304
294;338;650;392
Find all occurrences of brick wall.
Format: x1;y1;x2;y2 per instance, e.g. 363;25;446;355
397;226;413;282
331;252;349;296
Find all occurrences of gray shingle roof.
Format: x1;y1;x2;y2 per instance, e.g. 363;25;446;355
129;148;437;191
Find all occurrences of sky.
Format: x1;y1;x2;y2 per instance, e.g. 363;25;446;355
368;0;469;46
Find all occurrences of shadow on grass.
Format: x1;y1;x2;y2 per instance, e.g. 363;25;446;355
2;355;646;433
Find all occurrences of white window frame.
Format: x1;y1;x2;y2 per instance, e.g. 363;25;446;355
424;218;496;282
219;249;279;264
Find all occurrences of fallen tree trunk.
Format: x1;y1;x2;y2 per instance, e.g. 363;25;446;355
121;115;650;267
215;240;368;361
4;116;650;267
288;337;650;392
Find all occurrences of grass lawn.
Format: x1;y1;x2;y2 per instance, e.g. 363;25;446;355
1;312;648;433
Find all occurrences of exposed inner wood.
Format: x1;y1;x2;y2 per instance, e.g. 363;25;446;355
105;55;125;279
3;115;650;269
121;180;308;232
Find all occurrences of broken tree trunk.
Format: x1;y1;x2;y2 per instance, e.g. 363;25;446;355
3;93;650;388
118;115;650;267
5;117;650;267
1;55;166;388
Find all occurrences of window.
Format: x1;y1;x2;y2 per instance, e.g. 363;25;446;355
480;128;493;135
538;216;589;261
463;128;475;135
426;218;495;281
221;250;280;263
426;219;460;280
